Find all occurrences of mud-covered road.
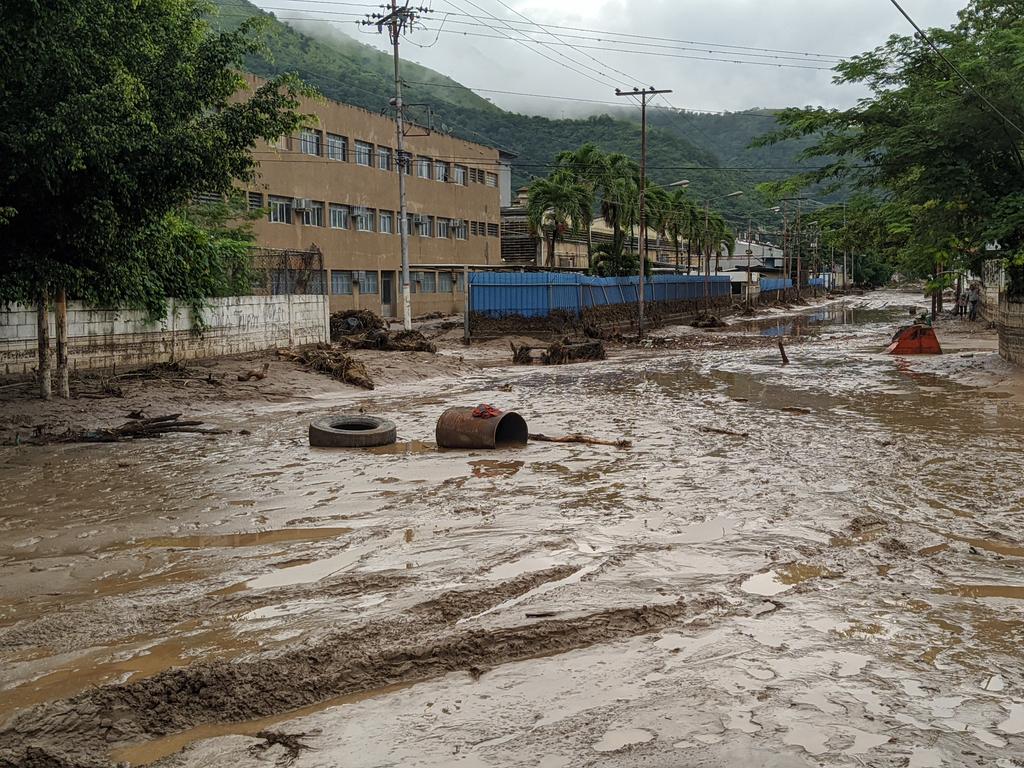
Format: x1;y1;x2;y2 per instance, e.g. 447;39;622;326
2;292;1023;767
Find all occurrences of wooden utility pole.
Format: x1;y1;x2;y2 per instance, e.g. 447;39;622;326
364;1;425;331
795;201;803;299
616;86;672;338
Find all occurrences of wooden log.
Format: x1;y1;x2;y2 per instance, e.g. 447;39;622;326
529;432;631;448
778;340;790;366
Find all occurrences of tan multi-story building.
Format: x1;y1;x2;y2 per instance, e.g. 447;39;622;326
241;74;510;318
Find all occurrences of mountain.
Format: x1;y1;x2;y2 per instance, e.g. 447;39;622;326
211;0;818;219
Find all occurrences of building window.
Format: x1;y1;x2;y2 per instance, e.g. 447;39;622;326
268;195;292;224
273;134;290;151
468;168;483;184
194;191;222;205
453;165;467;185
416;157;432;179
452;219;467;240
354;207;375;232
415;215;433;237
355;141;373;166
469;221;477;236
331;270;353;295
302;200;324;227
327;133;348;161
436;218;450;239
485;172;498;187
487;222;499;237
247;191;264;210
417;271;436;293
438;271;453;292
434;161;449;182
379;211;394;234
377;146;392;171
329;203;349;229
359;271;379;295
300;129;322;156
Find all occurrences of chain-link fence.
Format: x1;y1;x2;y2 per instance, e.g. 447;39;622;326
249;247;326;296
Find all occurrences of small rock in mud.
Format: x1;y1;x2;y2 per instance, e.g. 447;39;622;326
849;515;888;534
880;537;910;553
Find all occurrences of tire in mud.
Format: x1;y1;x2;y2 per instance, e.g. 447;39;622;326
309;415;397;448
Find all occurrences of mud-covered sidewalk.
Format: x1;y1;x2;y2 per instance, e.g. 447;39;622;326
1;291;1023;768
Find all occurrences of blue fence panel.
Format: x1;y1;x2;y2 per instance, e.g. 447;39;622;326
759;278;793;292
807;276;827;288
469;272;734;317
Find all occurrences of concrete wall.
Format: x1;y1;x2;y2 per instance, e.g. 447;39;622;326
997;298;1024;366
0;295;328;375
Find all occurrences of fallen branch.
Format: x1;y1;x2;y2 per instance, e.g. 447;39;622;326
778;340;790;366
24;414;227;444
699;426;749;438
278;345;374;390
529;432;631;448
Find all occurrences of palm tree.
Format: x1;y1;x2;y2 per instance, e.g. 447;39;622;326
526;170;593;268
644;182;670;266
707;212;735;274
665;189;696;273
555;143;606;266
598;153;639;260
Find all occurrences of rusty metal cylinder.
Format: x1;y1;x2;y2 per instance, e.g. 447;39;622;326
435;407;529;449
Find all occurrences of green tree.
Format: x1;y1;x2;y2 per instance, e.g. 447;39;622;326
757;1;1024;303
598;153;640;260
665;189;699;273
0;0;311;398
555;142;607;264
526;171;592;267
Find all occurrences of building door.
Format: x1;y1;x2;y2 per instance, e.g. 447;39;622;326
381;271;395;318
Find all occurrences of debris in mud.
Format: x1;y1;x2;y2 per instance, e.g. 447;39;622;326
691;313;726;329
849;515;888;535
20;413;226;444
277;345;374;390
699;426;749;438
334;329;436;353
780;406;813;415
237;362;270;382
778;340;790;366
511;338;606;365
329;310;386;339
529;432;631;448
248;730;316;767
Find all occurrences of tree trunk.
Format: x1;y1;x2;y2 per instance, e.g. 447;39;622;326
54;287;70;398
586;222;593;271
674;238;681;273
36;292;52;400
686;239;692;274
715;250;721;274
549;230;557;268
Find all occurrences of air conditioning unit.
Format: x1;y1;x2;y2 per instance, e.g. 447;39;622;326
413;214;429;224
293;197;312;211
450;219;465;227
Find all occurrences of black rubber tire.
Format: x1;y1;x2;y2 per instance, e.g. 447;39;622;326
309;415;397;448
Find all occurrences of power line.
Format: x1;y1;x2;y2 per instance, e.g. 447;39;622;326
887;0;1024;140
242;0;849;59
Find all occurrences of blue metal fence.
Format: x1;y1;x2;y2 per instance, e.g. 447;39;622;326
807;276;828;288
759;278;794;292
469;272;732;318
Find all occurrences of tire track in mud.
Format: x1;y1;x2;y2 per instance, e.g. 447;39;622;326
0;565;728;768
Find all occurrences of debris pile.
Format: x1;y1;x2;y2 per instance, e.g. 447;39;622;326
691;313;726;329
511;338;606;365
330;310;386;340
278;345;374;390
335;328;436;353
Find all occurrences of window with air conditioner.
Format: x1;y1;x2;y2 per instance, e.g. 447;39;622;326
303;201;324;227
354;208;375;232
453;220;467;240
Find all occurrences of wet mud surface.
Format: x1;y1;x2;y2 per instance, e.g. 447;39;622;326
1;291;1023;767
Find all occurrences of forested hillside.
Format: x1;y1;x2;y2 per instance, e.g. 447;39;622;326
212;0;820;216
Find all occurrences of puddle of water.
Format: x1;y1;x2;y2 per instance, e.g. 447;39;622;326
939;585;1024;600
133;528;351;550
741;564;837;596
592;727;654;753
109;680;420;766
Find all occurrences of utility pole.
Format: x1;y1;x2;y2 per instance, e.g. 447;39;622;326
843;201;849;291
746;213;753;310
616;86;671;338
795;201;803;299
365;2;425;331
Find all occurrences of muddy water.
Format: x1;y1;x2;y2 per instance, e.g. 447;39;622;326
2;291;1024;767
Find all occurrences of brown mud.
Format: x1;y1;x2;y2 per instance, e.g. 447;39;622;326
1;291;1024;768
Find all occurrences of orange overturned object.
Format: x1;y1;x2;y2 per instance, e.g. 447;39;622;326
886;324;942;355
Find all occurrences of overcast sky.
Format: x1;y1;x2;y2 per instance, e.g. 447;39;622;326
256;0;967;115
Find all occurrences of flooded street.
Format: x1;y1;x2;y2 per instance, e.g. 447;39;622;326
2;291;1023;767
